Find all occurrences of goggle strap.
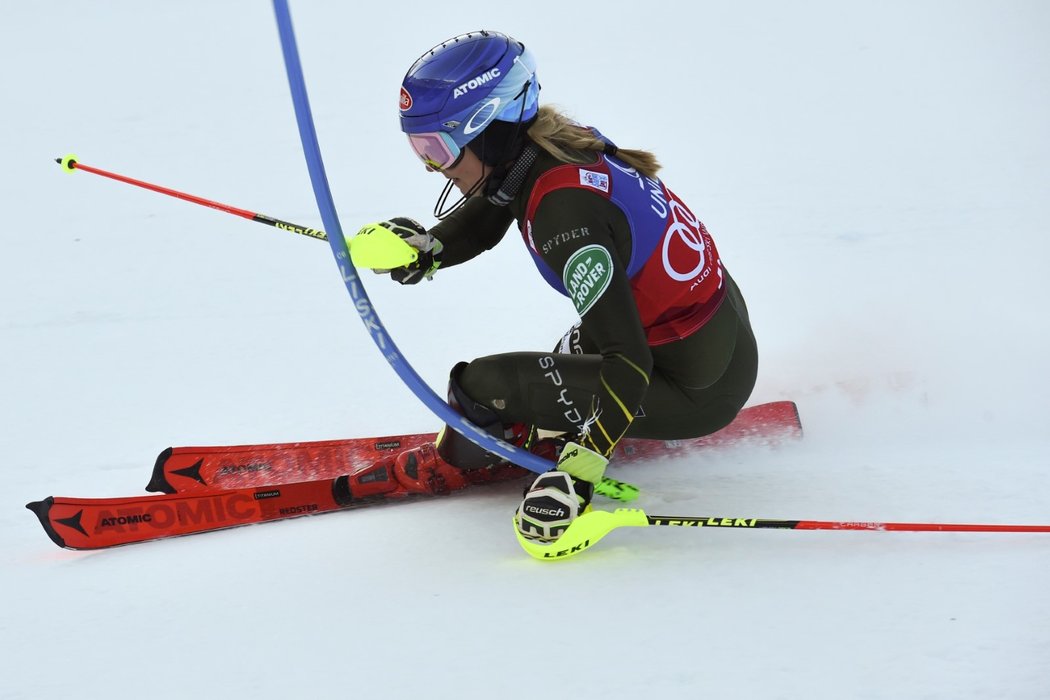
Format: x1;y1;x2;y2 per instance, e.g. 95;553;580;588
487;143;539;207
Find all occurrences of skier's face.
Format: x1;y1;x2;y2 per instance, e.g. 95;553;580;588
441;148;490;196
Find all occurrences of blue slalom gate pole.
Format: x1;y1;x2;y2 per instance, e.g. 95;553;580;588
270;0;553;475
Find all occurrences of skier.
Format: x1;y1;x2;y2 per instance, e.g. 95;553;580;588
354;30;758;542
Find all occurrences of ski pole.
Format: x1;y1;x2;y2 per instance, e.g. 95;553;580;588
515;508;1050;561
55;154;424;269
55;154;327;242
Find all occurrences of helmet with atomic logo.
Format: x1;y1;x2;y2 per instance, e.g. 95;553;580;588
399;30;539;170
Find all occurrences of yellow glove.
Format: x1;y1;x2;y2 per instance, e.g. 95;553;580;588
349;217;442;285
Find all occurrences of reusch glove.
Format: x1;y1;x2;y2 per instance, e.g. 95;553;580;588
515;441;609;542
367;217;443;285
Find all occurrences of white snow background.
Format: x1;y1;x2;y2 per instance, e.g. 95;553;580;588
2;2;1049;698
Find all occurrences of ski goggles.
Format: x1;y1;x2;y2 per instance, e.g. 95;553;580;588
407;132;464;171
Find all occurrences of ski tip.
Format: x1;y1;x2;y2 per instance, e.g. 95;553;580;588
25;497;69;549
145;447;176;494
25;497;52;518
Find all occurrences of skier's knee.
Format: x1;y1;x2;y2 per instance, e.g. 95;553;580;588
435;361;510;470
454;356;516;413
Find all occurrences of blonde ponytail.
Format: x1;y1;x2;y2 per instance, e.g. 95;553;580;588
526;106;661;178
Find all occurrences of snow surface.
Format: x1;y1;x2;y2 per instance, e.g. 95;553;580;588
3;1;1049;698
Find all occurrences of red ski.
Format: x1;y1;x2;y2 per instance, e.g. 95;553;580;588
27;460;527;551
148;401;802;494
27;401;801;550
28;479;354;550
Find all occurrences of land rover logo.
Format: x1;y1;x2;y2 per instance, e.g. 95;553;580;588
562;245;613;316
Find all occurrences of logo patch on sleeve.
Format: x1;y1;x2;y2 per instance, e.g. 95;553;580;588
579;169;610;193
562;245;614;316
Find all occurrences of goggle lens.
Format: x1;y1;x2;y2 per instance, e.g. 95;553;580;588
407;132;462;171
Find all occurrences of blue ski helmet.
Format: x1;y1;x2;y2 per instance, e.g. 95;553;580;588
399;30;539;170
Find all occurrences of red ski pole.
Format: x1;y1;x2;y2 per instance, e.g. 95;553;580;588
516;508;1050;561
56;154;327;241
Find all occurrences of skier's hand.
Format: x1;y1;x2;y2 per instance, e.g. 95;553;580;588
354;217;443;285
515;442;608;542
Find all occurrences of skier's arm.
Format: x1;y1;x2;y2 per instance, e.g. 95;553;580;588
531;189;653;458
362;197;514;285
428;195;515;267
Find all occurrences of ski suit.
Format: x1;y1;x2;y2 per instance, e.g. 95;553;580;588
431;147;758;459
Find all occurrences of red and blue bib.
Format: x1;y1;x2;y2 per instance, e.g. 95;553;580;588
522;153;726;345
